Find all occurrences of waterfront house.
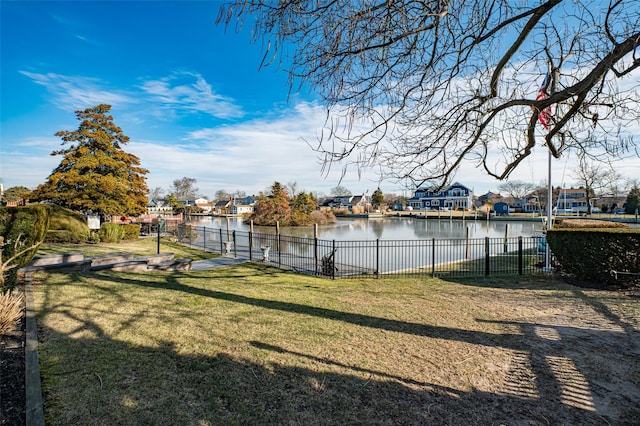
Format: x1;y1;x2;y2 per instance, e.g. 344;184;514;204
554;187;598;213
214;200;232;215
322;194;370;210
196;199;213;214
231;203;254;215
494;202;510;215
147;199;173;215
408;182;473;210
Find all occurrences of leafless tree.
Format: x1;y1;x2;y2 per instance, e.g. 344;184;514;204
219;0;640;188
149;186;165;201
497;181;537;200
287;181;299;197
215;189;231;202
330;185;352;196
169;177;199;201
572;154;611;214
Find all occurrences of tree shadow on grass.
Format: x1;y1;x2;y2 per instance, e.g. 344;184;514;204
35;270;640;425
38;322;636;426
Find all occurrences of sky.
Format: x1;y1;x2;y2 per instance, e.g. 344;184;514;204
1;1;638;201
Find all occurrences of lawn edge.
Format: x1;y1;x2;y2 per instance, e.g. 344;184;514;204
25;278;44;426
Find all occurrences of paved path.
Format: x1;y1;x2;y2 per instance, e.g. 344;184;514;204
190;256;250;270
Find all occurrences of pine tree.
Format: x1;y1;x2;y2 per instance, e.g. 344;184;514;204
625;186;640;215
250;182;292;225
371;188;384;206
32;104;149;217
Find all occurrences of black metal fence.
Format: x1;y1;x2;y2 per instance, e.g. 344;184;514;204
177;224;549;279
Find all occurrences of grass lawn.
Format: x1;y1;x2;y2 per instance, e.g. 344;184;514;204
36;237;218;261
32;243;640;425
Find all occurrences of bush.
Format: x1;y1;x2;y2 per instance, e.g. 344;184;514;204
89;231;101;243
547;227;640;288
44;230;87;244
43;205;90;243
122;223;141;240
309;210;336;225
99;223;125;243
0;205;50;290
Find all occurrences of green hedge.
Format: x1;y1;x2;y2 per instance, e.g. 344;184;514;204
0;205;50;290
547;228;640;288
43;205;90;243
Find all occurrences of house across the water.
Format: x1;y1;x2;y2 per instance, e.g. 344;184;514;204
408;182;473;210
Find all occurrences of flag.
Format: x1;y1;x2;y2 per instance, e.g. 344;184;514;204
534;72;552;130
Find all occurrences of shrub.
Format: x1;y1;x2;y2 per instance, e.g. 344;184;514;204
99;223;125;243
88;231;101;243
122;223;141;240
43;205;90;243
0;205;50;289
547;228;640;289
44;230;87;244
309;210;336;225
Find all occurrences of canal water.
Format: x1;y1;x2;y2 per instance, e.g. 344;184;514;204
192;216;544;241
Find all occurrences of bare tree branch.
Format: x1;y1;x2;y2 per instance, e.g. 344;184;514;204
218;0;640;189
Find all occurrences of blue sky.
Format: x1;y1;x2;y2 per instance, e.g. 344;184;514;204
1;1;637;200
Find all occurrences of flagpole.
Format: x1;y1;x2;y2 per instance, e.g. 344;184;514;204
544;64;559;272
545;149;552;272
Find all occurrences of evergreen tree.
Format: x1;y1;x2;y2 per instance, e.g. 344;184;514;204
625;186;640;215
32;104;149;217
291;192;318;225
292;192;317;215
371;188;384;206
250;182;292;225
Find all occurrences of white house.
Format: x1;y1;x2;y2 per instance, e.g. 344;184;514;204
231;204;254;215
147;199;173;214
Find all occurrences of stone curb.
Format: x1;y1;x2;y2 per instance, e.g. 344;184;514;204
25;278;44;426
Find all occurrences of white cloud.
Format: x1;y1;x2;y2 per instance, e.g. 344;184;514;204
139;71;244;119
19;71;134;111
0;137;61;189
6;68;638;199
125;101;385;197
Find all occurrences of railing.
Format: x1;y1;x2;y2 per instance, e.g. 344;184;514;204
177;224;549;279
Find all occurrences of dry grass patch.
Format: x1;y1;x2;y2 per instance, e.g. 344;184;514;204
34;265;640;425
0;290;24;334
556;219;628;228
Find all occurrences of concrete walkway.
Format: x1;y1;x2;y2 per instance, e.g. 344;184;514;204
190;256;250;270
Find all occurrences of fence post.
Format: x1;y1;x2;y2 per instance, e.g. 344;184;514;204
332;239;336;280
431;238;435;278
219;228;223;253
314;238;319;275
203;227;206;252
518;236;523;275
376;239;380;278
465;226;471;259
232;230;237;257
249;230;253;261
278;233;282;267
485;237;490;276
503;224;509;253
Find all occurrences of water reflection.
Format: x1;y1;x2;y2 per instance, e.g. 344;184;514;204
193;216;543;241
